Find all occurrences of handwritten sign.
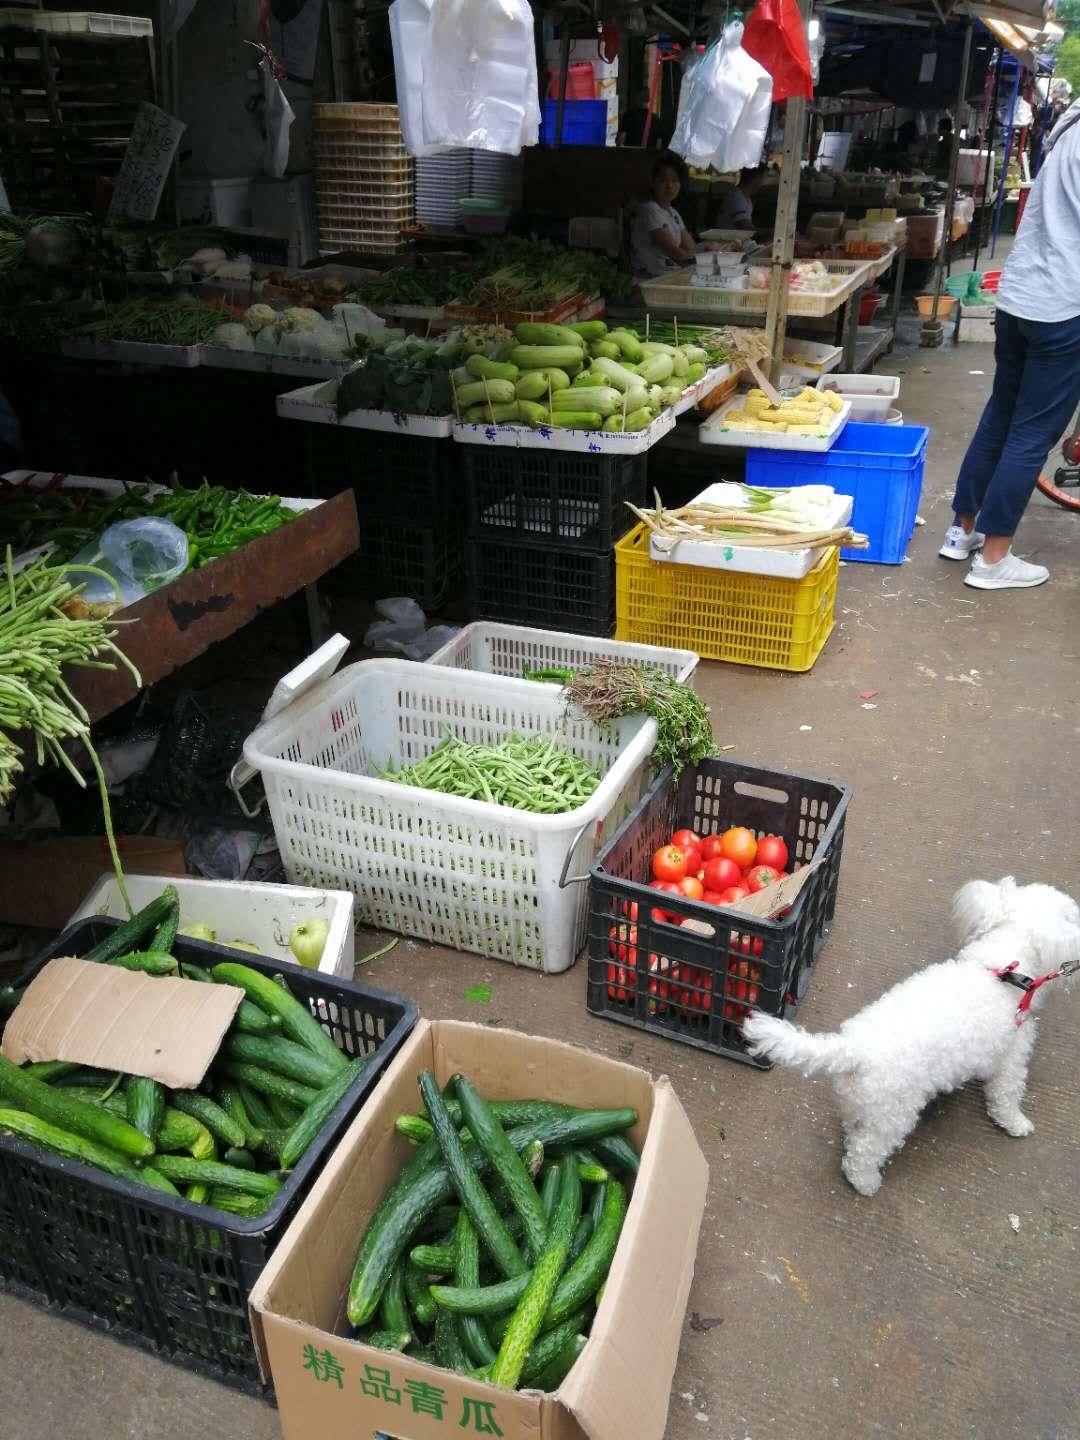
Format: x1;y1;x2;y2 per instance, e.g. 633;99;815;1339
109;103;186;221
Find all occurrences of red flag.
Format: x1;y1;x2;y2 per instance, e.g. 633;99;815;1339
742;0;813;102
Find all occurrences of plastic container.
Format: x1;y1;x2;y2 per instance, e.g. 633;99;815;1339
71;874;356;978
306;424;461;523
816;371;901;423
539;100;608;146
176;177;252;228
0;920;417;1392
586;756;851;1065
746;422;928;564
858;290;884;325
462;210;509;236
916;294;956;318
615;523;839;672
641;259;872;318
241;660;658;971
463;446;647;551
427;621;699;683
547;62;597;99
467;534;616;636
351;514;464;610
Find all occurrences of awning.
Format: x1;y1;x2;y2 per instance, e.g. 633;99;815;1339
962;3;1061;70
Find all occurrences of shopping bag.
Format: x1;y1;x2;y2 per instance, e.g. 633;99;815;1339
741;0;813;103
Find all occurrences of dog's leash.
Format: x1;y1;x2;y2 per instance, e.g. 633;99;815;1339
991;957;1080;1024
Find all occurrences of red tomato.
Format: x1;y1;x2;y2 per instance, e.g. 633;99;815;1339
677;875;704;902
745;864;781;894
729;933;764;960
718;885;750;905
606;922;638;1003
670;829;701;853
620;900;639;922
703;856;741;893
607;923;638;967
701;890;724;906
680;845;703;879
647;953;672;1014
699;834;724;862
720;827;757;869
755;834;789;872
648;879;683;924
651;845;688;883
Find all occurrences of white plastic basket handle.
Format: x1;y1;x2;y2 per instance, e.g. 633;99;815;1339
229;633;350;817
558;817;597;889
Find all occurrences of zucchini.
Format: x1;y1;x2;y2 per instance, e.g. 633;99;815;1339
215;1083;265;1151
410;1241;457;1275
685;362;707;381
170;1091;246;1150
403;1259;437;1327
208;1187;271;1218
225;1034;341;1090
591;356;645;393
514;368;570;400
0;1108;176;1193
125;1076;165;1144
547;413;602;430
513;323;585;350
465;401;521;424
465;354;519;383
603;407;655;433
148;891;181;953
454;1075;547;1258
682;344;709;363
218;1060;320;1111
0;1054;153;1160
380;1262;412;1345
278;1054;367;1170
151;1154;283;1198
637;353;674;385
419;1072;526;1282
607;329;645;363
434;1306;471;1373
81;892;177;963
516;399;550;428
589;339;621;360
568;321;608;342
510;345;585;372
670;348;689;377
490;1156;581;1388
453;379;516;410
455;1210;497;1368
639;341;677;356
551;387;621;418
451;365;473;388
531;1331;587;1393
209;963;345;1073
106;950;179;976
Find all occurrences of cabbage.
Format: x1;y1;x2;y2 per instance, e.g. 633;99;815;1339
254;325;280;353
282;306;321;332
244;303;278;334
212;322;254;352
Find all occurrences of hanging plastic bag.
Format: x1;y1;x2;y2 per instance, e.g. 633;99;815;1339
670;23;772;174
741;0;813;104
67;518;188;609
389;0;454;156
260;57;295;176
419;0;539;153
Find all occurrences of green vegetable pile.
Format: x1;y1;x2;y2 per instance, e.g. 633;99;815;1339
461;237;635;312
76;297;223;346
379;733;602;813
0;891;371;1217
353;267;474;309
561;661;716;777
346;1069;637;1391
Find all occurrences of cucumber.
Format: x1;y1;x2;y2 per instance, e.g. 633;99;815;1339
22;1060;80;1083
380;1262;412;1345
256;1128;289;1166
396;1113;435;1146
186;1183;210;1205
278;1055;367;1170
0;1107;176;1193
454;1075;547;1259
151;1154;283;1198
346;1108;636;1327
530;1331;587;1392
214;1083;264;1151
61;1089;214;1159
434;1306;471;1373
178;961;212;982
403;1259;437;1328
589;1178;607;1231
419;1072;526;1282
455;1209;497;1369
0;1054;153;1160
367;1329;411;1353
236;1082;275;1130
490;1156;581;1388
170;1092;246;1150
51;1067;118;1089
223;1147;256;1169
81;892;177;963
224;1033;341;1090
576;1159;608;1185
106;950;178;976
125;1076;165;1144
148;892;181;953
520;1314;590;1387
410;1241;457;1275
568;1213;593;1264
208;1187;271;1218
217;1061;320;1111
210;963;345;1073
592;1133;639;1174
266;1092;303;1128
539;1164;561;1222
0;984;22;1017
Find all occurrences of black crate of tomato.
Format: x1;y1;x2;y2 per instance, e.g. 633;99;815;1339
0;918;417;1394
467;533;615;635
585;757;850;1066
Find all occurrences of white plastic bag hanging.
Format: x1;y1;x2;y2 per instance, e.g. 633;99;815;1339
389;0;453;156
260;58;294;177
671;22;772;174
418;0;539;154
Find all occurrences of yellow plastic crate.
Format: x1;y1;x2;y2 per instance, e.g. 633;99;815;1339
615;524;838;671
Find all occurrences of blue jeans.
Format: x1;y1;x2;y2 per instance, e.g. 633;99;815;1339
952;309;1080;536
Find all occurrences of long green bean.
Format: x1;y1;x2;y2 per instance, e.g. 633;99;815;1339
379;732;601;814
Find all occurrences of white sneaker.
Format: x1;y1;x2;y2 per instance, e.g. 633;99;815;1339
939;524;985;560
965;551;1049;590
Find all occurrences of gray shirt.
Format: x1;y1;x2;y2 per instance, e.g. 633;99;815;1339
631;200;689;277
996;101;1080;324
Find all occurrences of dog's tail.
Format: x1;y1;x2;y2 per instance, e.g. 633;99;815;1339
742;1013;852;1075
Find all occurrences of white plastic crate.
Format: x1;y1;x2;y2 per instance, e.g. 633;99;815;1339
241;660;658;972
816;372;901;422
70;874;356;978
640;260;872;318
428;623;699;683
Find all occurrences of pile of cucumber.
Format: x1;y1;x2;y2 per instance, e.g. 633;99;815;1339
346;1070;639;1392
0;889;368;1218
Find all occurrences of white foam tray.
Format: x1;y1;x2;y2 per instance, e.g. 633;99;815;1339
453;405;675;455
672;363;736;416
647;484;854;578
61;339;202;368
201;348;349;380
699;394;851;452
275;381;453;436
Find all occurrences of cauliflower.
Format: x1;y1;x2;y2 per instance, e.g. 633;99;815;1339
255;324;280;354
212;322;254;352
244;303;279;334
282;306;322;332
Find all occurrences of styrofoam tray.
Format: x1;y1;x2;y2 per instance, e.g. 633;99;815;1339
647;483;854;578
672;363;737;415
453;405;675;455
276;381;453;436
699;394;852;452
201;348;349;380
60;339;202;368
70;874;356;979
780;338;843;377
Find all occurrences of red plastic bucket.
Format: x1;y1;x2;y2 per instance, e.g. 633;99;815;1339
548;62;596;100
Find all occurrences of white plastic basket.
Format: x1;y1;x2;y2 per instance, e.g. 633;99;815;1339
640;260;872;318
241;659;658;972
428;623;698;684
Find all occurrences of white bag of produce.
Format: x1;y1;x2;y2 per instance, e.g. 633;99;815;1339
417;0;539;154
390;0;453;156
212;322;254;352
68;519;189;609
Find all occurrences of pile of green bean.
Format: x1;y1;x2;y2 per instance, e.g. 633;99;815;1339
77;298;221;347
380;733;601;813
0;548;138;906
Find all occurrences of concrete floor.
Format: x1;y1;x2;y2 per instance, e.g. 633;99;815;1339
4;333;1080;1440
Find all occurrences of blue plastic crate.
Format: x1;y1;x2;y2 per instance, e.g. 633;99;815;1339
539;100;607;146
746;422;929;564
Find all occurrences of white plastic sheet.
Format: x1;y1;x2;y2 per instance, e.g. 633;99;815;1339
671;22;772;175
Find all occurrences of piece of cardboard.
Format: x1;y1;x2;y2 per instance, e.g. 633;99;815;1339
249;1019;708;1440
1;957;242;1089
0;837;185;929
678;862;819;940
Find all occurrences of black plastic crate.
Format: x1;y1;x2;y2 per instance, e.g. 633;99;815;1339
0;919;418;1393
350;513;464;610
586;757;850;1066
307;425;461;522
464;447;647;550
467;534;615;635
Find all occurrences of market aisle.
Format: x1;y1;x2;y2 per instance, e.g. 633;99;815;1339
3;338;1079;1440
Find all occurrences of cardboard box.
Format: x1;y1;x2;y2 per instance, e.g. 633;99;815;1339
0;836;186;929
250;1019;708;1440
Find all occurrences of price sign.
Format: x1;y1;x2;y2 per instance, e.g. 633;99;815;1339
109;103;186;221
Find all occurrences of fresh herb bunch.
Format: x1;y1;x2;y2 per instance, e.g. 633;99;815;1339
561;661;715;776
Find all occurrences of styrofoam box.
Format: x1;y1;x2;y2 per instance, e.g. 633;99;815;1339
453;405;675;456
780;337;843;379
70;874;356;979
647;483;854;579
276;381;453;436
816;372;901;422
700;394;851;452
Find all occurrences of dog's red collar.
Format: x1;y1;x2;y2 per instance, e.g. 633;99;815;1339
991;961;1071;1024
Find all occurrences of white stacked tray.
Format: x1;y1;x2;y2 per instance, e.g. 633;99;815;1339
470;150;523;206
415;150;472;227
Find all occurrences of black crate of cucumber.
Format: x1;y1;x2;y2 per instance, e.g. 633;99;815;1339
0;917;417;1394
585;756;851;1067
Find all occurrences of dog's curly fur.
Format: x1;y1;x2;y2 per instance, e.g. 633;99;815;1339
742;877;1080;1196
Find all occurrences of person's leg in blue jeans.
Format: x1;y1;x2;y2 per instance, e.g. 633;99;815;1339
950;310;1026;525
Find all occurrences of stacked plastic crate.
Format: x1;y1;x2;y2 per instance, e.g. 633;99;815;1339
313;103;414;255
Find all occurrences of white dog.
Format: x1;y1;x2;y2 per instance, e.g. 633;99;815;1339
742;877;1080;1196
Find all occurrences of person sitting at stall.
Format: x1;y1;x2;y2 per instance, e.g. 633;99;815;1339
717;165;767;230
630;154;697;276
